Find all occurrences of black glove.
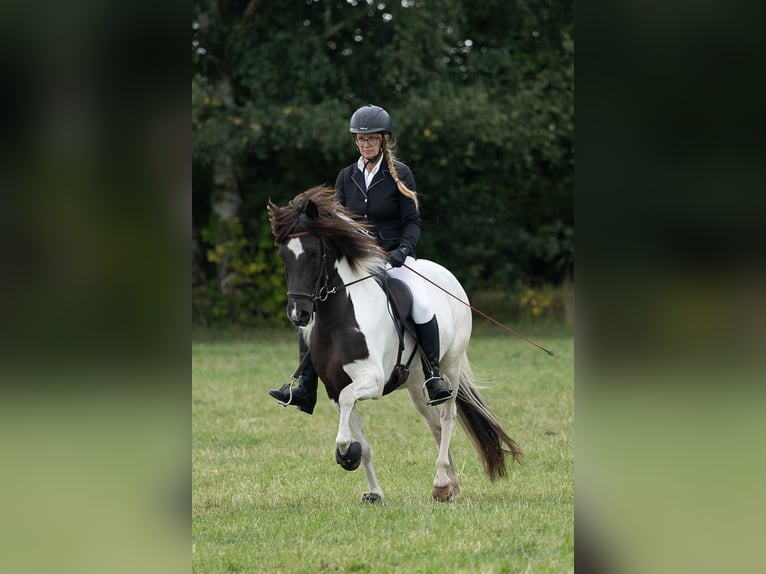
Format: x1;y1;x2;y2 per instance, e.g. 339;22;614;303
388;244;412;268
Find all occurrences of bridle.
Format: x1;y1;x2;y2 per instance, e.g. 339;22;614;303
285;231;337;305
284;230;378;314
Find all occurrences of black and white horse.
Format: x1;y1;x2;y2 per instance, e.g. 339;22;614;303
268;186;522;502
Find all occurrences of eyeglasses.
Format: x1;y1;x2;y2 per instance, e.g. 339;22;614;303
355;136;381;146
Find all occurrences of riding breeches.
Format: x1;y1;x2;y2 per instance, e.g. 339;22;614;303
385;256;434;324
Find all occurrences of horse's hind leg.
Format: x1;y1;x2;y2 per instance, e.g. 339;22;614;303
407;385;460;501
433;396;459;501
331;401;384;502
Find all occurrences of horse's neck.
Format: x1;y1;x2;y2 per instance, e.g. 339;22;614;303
335;256;382;293
318;256;386;329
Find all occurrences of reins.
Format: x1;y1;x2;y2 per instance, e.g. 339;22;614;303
343;275;377;288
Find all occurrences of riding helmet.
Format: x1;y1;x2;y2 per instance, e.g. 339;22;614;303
349;104;393;134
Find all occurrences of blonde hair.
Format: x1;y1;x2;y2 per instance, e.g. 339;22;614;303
382;135;419;211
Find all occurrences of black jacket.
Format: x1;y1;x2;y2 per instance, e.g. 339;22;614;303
334;159;421;254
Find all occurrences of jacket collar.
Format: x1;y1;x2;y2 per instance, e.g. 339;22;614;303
352;159;386;191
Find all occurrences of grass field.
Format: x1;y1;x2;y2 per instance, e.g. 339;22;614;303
192;322;573;573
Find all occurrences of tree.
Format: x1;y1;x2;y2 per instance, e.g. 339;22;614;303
192;0;573;325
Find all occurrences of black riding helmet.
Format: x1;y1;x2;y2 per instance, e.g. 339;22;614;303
349;104;392;134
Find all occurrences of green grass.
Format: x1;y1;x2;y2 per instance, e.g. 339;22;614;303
193;324;573;573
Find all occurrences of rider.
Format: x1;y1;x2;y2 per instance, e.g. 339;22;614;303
268;104;452;413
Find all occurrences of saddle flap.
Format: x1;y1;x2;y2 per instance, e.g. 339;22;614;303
379;277;420;396
385;278;416;337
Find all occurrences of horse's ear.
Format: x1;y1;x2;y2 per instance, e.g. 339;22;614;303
305;199;319;220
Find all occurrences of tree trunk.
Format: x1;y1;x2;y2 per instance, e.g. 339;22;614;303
210;76;240;296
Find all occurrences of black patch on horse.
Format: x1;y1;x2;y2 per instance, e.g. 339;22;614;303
307;286;370;403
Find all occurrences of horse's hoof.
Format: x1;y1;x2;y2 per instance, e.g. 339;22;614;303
362;492;381;503
335;442;362;471
432;484;454;502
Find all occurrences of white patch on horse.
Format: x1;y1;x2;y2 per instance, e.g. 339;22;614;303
288;303;298;323
285;238;308;323
334;258;395;396
286;237;305;260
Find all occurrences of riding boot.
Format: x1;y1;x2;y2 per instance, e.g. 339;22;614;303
414;315;452;406
268;334;318;414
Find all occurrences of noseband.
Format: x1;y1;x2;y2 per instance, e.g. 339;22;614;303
285;231;337;306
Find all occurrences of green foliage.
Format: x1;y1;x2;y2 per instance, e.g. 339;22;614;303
521;285;555;317
193;212;286;327
192;0;573;326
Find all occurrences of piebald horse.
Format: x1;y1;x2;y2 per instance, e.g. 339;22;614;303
268;186;522;502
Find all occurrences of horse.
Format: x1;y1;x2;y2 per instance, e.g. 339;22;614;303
268;186;522;502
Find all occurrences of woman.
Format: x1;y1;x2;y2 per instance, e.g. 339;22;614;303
269;104;452;413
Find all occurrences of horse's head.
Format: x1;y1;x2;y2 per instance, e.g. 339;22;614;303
268;186;386;327
268;196;330;326
281;233;334;326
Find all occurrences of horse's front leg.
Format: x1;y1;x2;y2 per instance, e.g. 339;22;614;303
331;401;384;502
333;366;384;501
335;365;383;455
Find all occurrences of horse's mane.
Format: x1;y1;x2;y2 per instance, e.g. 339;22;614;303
268;186;387;273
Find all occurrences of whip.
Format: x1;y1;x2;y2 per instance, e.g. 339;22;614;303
403;263;555;356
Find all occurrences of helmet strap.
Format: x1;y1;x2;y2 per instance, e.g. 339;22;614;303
362;147;384;169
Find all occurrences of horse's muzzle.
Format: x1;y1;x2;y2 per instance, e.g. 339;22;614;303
287;303;312;327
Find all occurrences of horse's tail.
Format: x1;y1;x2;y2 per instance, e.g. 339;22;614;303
455;357;523;480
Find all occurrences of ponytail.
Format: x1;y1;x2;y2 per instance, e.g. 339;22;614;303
382;135;419;211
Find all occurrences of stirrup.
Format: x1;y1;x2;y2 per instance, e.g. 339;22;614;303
274;378;300;407
423;375;453;406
